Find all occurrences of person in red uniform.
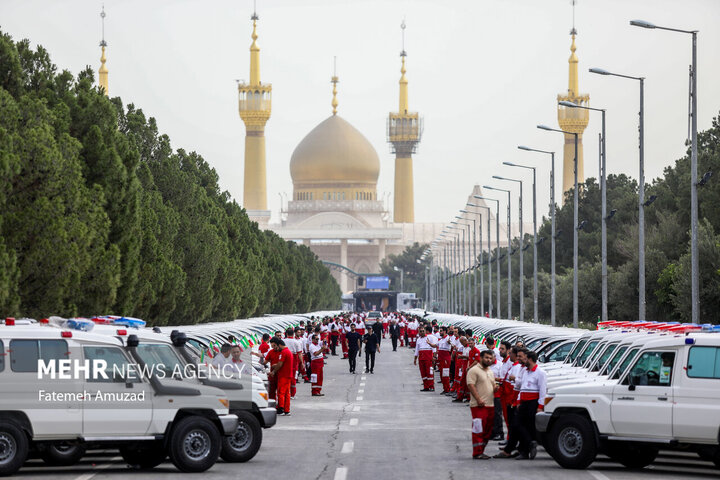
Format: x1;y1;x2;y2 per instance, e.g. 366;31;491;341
309;334;327;396
467;349;498;459
414;327;438;391
253;333;271;359
436;327;453;394
267;338;293;415
262;338;283;409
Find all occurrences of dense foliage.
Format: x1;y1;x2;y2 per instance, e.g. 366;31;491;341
460;113;720;325
0;32;340;324
379;242;431;298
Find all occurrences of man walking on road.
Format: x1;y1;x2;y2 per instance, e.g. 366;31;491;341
467;349;498;459
363;328;380;374
344;324;362;374
388;320;400;351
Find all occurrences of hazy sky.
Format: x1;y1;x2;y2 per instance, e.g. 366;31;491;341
2;0;719;226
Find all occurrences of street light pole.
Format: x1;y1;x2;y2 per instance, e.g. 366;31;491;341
518;146;556;326
463;206;483;315
474;196;500;318
504;162;538;323
484;186;512;321
560;100;608;323
458;213;478;315
590;68;647;321
539;125;579;327
631;19;699;323
493;176;525;322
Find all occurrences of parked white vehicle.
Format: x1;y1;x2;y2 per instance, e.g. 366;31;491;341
537;332;720;470
0;322;238;476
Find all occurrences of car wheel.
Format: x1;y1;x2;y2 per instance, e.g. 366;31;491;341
39;442;86;466
606;442;658;469
220;411;262;463
0;421;29;476
167;416;221;473
119;442;167;469
548;414;597;469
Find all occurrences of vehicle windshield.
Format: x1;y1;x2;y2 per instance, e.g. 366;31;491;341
136;343;186;378
546;342;574;363
537;339;563;354
565;339;587;363
611;347;640;380
526;339;544;350
591;344;618;372
600;345;628;375
574;340;599;367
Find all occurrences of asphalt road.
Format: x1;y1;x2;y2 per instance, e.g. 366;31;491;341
17;342;719;479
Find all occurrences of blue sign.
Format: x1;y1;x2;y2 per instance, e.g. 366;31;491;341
366;276;390;290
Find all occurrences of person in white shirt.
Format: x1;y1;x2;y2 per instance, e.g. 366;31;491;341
211;343;233;371
514;350;546;460
309;334;327;396
414;327;438;391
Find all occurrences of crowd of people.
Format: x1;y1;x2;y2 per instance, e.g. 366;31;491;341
410;320;547;460
216;311;546;461
244;312;417;415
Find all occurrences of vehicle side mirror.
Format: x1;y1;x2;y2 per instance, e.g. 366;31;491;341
628;375;636;391
538;355;546;363
125;379;134;388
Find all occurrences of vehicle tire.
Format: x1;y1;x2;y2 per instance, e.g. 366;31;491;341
39;442;86;466
606;442;658;469
547;414;597;469
167;416;221;473
220;410;262;463
0;421;29;477
119;442;167;469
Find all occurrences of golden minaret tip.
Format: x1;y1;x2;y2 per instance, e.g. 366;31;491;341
98;5;108;96
331;56;339;115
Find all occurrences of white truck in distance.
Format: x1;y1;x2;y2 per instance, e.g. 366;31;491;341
536;332;720;470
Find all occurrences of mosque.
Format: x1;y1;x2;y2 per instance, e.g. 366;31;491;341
236;13;445;293
95;6;589;295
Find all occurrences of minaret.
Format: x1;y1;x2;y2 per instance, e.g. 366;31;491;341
557;2;589;195
238;8;272;220
387;20;422;223
98;5;109;96
331;56;339;115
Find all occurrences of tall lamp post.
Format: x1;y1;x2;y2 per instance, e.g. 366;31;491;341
474;196;501;319
560;100;608;323
483;185;512;321
467;203;491;316
461;207;482;315
456;214;478;315
504;162;538;323
631;19;699;324
449;223;467;314
539;124;579;328
518;146;556;326
590;67;647;321
492;176;525;322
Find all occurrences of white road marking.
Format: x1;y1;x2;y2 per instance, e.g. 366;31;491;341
360;382;366;386
588;470;613;480
356;396;364;401
74;456;122;480
353;406;361;412
361;376;367;380
349;418;359;426
358;388;364;393
334;467;348;480
341;441;354;453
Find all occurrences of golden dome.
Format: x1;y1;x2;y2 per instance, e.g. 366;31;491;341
290;115;380;186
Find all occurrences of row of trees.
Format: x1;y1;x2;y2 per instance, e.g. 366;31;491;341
0;31;339;325
383;112;720;325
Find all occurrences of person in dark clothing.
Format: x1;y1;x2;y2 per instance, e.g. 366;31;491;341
344;324;362;374
388;320;400;351
371;321;383;346
363;330;380;373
